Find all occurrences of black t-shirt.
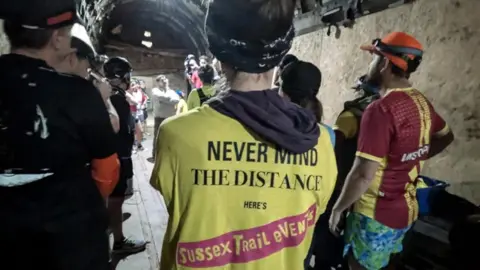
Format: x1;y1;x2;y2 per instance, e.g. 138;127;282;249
0;54;117;223
110;93;135;157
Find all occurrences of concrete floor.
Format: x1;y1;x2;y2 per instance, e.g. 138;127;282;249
113;134;167;270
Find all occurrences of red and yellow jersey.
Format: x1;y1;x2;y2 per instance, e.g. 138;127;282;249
354;88;449;229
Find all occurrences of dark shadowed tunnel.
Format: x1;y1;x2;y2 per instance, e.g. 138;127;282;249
79;0;208;74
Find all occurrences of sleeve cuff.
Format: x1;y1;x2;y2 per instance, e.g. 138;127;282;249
434;125;450;137
356;151;383;163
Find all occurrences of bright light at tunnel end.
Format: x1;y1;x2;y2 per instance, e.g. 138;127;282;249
142;40;153;48
144;31;151;37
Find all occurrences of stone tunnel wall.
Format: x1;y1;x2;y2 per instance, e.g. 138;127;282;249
290;0;480;204
107;50;184;74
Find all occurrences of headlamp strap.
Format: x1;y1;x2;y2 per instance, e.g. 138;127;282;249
373;39;423;58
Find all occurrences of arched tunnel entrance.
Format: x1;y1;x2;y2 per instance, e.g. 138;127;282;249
79;0;208;76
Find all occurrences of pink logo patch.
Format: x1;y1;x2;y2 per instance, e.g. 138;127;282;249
176;204;317;268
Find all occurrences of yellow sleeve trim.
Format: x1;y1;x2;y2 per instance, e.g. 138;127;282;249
434;124;450;137
333;111;358;139
356;151;383;163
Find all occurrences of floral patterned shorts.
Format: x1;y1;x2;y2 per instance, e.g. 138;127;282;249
343;212;411;270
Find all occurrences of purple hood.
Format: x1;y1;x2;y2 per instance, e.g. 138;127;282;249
207;89;319;154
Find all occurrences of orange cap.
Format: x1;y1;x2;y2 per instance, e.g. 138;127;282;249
360;32;423;71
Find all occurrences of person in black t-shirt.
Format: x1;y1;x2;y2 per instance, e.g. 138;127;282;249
103;57;148;254
56;22;121;136
0;1;120;269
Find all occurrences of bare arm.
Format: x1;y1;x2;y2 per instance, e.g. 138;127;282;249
106;98;120;133
428;131;454;158
153;88;180;105
428;107;455;158
125;92;138;106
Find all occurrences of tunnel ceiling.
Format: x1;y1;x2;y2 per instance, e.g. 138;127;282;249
77;0;414;72
79;0;208;59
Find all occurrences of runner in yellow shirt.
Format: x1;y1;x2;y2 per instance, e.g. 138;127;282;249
150;1;337;269
175;90;189;115
333;75;380;189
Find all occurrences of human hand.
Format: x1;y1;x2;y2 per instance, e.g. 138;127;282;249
329;209;345;237
94;80;112;102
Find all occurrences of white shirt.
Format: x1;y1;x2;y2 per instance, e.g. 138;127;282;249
151;87;180;118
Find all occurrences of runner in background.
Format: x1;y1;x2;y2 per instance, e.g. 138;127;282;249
149;75;179;162
186;64;217;109
200;55;220;80
175;90;188;115
0;1;119;268
103;57;148;255
184;54;198;95
332;75;380;206
139;80;150;136
190;65;203;89
130;82;145;151
329;32;455;270
150;0;337;269
56;23;120;135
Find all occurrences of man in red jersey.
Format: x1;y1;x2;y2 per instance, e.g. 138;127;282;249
329;32;455;270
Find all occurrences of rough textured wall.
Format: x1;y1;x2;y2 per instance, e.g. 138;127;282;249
108;50;184;73
290;0;480;203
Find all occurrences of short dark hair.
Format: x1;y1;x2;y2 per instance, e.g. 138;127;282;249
279;54;298;70
198;65;215;85
3;21;54;49
280;60;323;121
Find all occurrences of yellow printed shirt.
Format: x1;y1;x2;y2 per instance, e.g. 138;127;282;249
353;88;450;229
150;106;337;270
187;85;215;110
333;111;359;139
176;99;189;115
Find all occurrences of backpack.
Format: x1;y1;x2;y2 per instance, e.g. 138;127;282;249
343;94;379;124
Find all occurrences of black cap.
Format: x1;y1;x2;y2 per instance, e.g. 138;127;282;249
279;54;298;70
103;57;133;80
0;0;79;29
